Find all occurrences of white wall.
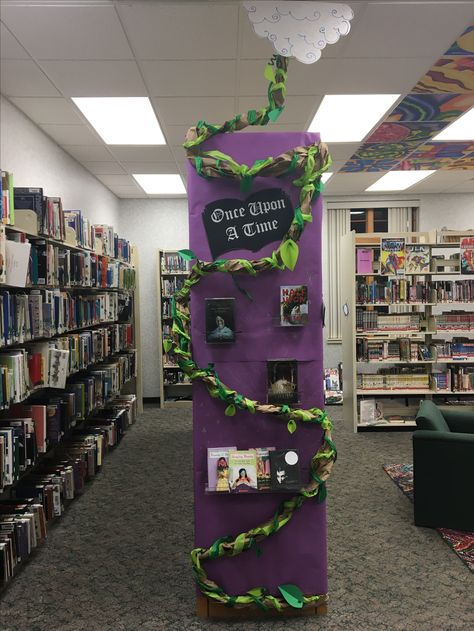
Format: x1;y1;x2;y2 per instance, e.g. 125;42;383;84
118;198;189;397
0;96;120;226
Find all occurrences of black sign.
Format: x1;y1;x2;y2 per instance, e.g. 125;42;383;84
202;188;294;259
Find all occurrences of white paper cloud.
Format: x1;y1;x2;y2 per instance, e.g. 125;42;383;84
243;1;354;63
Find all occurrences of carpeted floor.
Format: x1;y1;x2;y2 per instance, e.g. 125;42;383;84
1;404;473;631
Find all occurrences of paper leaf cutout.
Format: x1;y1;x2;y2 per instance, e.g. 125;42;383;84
225;404;236;416
264;63;276;82
178;249;196;261
163;339;172;353
287;419;297;434
244;2;354;64
278;583;304;608
279;239;299;271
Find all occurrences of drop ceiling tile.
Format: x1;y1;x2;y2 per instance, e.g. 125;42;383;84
386;93;474;122
326;143;361;164
153;97;235;127
444;23;474;56
141;60;236;97
165;126;195;146
351;141;424;162
413;57;474;94
409;170;474;193
0;23;29;59
239;57;433;96
108;146;175;162
40;124;101;146
323;172;382;195
96;174;137;187
444;178;474;193
122;162;181;175
63;145;115;162
117;3;238;60
83;162;127;176
39;60;147;97
409;142;474;160
343;3;474;59
10;97;83;125
1;5;133;60
0;60;60;96
109;185;145;198
365;121;449;144
238;95;320;125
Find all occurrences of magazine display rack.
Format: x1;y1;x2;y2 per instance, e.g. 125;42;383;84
341;230;474;432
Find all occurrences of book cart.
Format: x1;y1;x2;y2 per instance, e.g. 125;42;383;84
342;230;474;432
157;249;192;408
179;129;333;619
0;190;143;586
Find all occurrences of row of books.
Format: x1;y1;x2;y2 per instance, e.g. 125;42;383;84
435;312;474;331
434;280;474;303
356;238;474;276
1;171;14;224
12;186;132;262
161;253;189;273
1;395;137;584
358;399;416;425
356;311;421;332
163;369;190;385
0;345;136;410
27;239;135;290
162;278;186;296
358;371;430;390
356;279;436;304
357;337;474;362
432;367;474;392
0;290;122;347
0;393;137;493
207;447;301;493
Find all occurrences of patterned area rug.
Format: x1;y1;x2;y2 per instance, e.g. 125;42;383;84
383;464;474;573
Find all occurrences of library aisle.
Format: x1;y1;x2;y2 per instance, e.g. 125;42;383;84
1;405;472;631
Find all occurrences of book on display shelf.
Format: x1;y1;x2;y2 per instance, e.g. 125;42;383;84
205;298;235;344
269;449;301;491
380;238;405;276
267;360;298;405
280;285;308;326
207;446;236;492
228;450;258;493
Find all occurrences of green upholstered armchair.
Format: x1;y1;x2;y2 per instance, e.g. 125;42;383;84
413;400;474;532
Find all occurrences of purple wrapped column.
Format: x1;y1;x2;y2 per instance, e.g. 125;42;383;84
188;132;327;598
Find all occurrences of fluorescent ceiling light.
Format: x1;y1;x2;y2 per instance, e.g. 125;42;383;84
432;107;474;141
72;97;166;145
321;172;333;183
308;94;399;142
133;173;186;195
350;211;364;215
366;170;435;192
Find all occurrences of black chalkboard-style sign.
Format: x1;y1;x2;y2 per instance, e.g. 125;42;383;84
202;188;294;259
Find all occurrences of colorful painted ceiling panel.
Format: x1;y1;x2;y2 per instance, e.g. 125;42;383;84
444;24;474;56
385;93;474;123
340;159;402;173
412;57;474;94
365;121;449;144
349;141;425;162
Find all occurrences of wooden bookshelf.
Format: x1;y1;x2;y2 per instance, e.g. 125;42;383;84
156;249;192;409
342;230;474;432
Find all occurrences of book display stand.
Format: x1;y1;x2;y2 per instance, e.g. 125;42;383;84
180;119;334;616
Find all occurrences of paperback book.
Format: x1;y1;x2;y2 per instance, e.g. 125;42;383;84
228;450;258;492
356;248;374;274
460;237;474;275
207;446;236;492
269;449;301;491
205;298;235;343
253;447;274;491
380;238;405;275
280;285;308;326
405;245;430;273
267;360;298;405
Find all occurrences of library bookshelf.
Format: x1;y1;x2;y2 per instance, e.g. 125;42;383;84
157;249;192;408
341;230;474;432
0;191;143;586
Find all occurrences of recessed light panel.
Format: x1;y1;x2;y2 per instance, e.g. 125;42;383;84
308;94;400;142
432;107;474;141
133;173;186;195
366;170;435;192
321;172;333;184
72;97;166;145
